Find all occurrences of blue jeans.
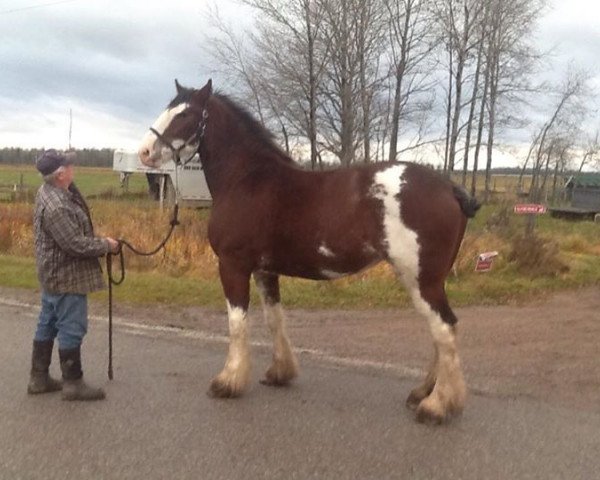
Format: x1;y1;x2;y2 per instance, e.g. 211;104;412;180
34;292;88;349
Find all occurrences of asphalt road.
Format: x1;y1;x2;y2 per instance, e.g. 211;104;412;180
1;300;599;480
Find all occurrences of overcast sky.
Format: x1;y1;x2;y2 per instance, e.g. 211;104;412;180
0;0;599;166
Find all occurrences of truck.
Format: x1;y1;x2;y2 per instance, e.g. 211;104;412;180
112;149;212;208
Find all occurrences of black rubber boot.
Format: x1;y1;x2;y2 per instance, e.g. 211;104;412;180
27;340;62;395
59;347;105;401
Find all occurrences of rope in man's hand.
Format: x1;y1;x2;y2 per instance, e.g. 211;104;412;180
105;204;180;380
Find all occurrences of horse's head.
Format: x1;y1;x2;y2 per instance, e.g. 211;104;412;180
138;79;212;167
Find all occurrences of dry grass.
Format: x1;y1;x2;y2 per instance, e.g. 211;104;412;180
1;193;599;309
508;234;569;277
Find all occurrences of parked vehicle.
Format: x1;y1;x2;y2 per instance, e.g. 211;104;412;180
112;150;211;207
549;173;600;221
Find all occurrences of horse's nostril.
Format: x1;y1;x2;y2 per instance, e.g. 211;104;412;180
139;148;150;160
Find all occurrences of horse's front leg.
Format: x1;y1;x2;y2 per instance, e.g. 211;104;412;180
253;272;299;386
209;260;252;398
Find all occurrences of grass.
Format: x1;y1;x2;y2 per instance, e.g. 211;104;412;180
0;165;599;309
0;164;148;199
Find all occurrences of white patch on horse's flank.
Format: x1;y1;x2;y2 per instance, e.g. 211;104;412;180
318;243;335;258
139;103;189;160
363;243;377;255
320;269;345;279
372;165;420;285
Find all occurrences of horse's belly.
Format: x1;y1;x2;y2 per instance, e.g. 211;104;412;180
262;252;382;281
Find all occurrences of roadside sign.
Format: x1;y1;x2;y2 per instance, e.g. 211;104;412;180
513;204;547;215
475;251;499;272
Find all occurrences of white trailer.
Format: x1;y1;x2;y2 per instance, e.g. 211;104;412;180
112;149;212;207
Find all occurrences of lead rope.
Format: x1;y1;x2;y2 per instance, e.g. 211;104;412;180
106;155;182;380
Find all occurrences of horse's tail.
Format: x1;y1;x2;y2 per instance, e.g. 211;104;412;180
452;185;481;219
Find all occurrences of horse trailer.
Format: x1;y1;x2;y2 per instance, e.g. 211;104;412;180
112;149;212;207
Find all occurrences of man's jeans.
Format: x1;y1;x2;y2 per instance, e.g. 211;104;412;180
34;292;88;349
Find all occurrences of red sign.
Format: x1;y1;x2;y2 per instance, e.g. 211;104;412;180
475;251;498;272
513;204;547;215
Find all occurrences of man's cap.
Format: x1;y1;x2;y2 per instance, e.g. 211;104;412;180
35;149;74;176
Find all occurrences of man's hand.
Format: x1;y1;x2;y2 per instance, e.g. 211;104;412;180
105;237;120;254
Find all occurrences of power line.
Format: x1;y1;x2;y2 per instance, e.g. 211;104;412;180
0;0;81;15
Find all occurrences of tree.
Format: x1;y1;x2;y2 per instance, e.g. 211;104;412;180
383;0;438;162
525;68;590;236
482;0;546;201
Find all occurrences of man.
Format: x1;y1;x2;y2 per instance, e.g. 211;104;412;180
28;149;119;401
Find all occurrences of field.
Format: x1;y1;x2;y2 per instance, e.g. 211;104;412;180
0;164;598;309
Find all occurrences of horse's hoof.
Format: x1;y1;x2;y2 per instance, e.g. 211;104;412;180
260;364;297;387
415;395;448;425
406;383;436;411
260;374;290;387
405;392;422;411
207;378;242;398
415;404;446;425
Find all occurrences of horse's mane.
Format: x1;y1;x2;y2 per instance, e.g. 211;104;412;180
168;86;294;165
214;93;294;164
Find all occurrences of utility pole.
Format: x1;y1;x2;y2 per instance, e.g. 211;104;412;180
68;108;73;150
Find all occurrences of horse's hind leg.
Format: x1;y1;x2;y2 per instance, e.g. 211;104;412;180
253;272;299;386
209;260;252;398
408;282;466;423
405;346;438;410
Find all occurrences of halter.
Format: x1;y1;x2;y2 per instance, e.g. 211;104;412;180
148;107;208;167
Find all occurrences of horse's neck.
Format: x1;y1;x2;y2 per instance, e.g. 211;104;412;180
200;110;287;198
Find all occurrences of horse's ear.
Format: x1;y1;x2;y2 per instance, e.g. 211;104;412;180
175;79;183;94
191;79;213;106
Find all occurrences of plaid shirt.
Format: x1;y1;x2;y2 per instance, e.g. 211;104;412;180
34;182;109;294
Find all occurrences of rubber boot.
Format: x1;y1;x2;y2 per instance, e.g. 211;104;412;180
27;340;63;395
59;347;105;401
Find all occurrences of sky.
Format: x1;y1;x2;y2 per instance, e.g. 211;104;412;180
0;0;599;167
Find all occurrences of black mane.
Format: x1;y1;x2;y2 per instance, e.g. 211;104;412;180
168;86;293;164
215;93;294;163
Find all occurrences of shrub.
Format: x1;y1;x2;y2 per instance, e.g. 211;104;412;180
508;234;569;277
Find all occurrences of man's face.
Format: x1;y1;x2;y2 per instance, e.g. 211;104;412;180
57;164;74;187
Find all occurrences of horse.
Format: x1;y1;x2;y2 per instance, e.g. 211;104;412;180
138;79;480;424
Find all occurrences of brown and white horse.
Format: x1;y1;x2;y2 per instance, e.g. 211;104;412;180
138;79;480;423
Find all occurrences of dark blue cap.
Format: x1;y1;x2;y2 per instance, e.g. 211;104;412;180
36;149;73;176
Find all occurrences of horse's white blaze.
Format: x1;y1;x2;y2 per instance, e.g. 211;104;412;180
138;103;188;164
372;165;420;286
318;244;335;258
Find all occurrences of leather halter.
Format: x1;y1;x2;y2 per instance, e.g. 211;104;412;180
149;107;208;166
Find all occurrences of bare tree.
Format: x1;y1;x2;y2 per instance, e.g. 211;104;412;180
318;0;387;166
525;68;590;235
461;0;490;187
482;0;546;201
240;0;331;169
383;0;438;162
433;0;484;173
203;5;266;125
578;129;600;172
